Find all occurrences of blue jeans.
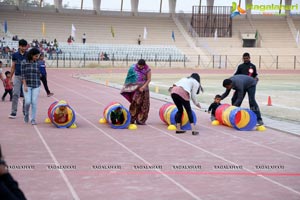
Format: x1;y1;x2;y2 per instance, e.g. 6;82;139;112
23;86;40;121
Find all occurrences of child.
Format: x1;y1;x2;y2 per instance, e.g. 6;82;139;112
54;105;69;124
2;71;13;101
110;107;125;125
38;53;53;97
208;94;222;121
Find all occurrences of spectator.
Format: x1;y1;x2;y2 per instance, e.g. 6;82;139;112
82;33;86;44
21;48;41;125
2;71;13;101
38;53;53;97
9;39;28;119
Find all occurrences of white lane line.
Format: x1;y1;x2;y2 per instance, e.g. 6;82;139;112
75;112;202;200
51;75;300;160
199;124;300;160
33;125;80;200
149;125;300;196
49;74;300;196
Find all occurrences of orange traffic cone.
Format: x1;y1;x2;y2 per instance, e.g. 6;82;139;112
267;96;272;106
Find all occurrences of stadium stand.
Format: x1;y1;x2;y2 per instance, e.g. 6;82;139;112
0;4;300;69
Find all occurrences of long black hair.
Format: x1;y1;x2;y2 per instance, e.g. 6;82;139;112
190;73;204;94
27;48;40;62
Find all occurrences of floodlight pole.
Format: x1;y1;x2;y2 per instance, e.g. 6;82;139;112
160;0;162;13
121;0;124;12
81;0;83;10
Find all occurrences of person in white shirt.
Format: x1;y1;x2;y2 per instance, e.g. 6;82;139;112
170;73;203;135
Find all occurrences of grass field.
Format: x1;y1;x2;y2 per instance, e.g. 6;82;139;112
83;70;300;124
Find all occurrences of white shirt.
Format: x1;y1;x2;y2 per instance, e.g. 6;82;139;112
174;77;200;106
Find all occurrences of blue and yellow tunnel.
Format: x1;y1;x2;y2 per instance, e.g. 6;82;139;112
100;102;131;129
159;103;197;130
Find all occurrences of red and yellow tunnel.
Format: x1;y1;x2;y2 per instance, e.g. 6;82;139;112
159;103;197;130
215;104;257;131
45;100;77;128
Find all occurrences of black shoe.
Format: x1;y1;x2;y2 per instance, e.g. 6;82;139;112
192;131;199;135
176;130;186;134
9;113;16;119
257;120;264;126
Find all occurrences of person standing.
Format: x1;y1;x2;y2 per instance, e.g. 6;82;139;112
9;39;28;119
221;74;264;125
2;71;13;101
232;52;258;104
121;59;151;125
21;48;41;125
170;73;203;135
82;33;86;44
38;53;53;97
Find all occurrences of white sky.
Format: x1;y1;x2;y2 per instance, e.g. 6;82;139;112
43;0;300;13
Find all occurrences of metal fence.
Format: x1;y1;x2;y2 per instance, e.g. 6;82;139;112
1;54;300;69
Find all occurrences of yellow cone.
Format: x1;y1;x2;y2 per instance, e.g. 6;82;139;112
256;125;266;131
44;118;51;124
167;125;176;130
211;120;220;126
69;123;77;129
128;124;137;130
99;118;107;124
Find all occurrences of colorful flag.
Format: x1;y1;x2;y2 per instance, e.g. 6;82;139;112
71;24;76;38
4;20;7;34
171;30;175;42
143;27;147;40
111;26;115;38
214;28;218;40
296;30;299;45
42;22;45;37
255;30;258;40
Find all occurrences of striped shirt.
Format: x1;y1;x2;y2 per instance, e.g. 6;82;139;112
21;62;41;88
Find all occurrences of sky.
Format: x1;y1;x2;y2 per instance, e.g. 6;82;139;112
43;0;300;13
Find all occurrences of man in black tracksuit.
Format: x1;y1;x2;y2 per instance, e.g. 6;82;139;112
232;52;258;104
221;75;264;125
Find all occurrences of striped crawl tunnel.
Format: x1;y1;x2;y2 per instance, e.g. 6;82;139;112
159;103;197;130
100;102;131;129
46;100;76;128
215;104;257;131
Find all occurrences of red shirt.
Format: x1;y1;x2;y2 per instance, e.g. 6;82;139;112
3;78;13;90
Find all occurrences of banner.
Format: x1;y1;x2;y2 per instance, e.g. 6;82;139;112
4;20;7;34
214;28;218;40
42;22;45;37
111;26;115;38
296;30;299;45
172;30;175;42
143;27;147;40
71;24;76;38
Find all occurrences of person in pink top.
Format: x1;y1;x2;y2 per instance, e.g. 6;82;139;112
2;71;13;101
170;73;203;135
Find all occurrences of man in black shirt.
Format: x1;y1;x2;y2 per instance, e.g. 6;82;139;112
232;52;258;104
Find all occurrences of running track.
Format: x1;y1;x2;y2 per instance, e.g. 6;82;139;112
0;68;299;200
